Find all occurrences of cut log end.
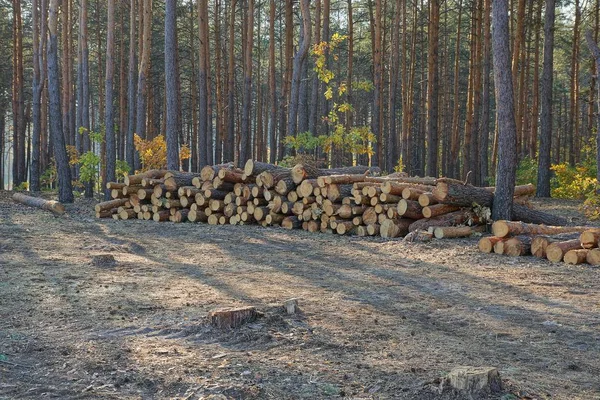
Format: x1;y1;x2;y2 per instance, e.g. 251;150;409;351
209;306;258;329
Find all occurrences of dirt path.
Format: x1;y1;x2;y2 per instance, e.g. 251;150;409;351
1;192;599;399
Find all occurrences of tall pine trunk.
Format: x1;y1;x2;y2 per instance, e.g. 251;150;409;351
491;0;517;219
48;0;74;202
536;0;555;197
165;0;179;170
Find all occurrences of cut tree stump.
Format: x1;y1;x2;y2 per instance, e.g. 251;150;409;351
209;306;258;329
13;193;66;215
446;366;502;396
283;298;299;314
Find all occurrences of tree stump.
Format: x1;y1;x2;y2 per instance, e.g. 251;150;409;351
209;306;258;329
446;366;502;396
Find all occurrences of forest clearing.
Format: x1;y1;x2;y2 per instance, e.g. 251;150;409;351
1;191;600;399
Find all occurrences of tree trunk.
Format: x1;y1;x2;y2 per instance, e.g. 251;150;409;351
165;0;179;171
240;0;254;166
371;0;382;167
286;0;311;142
387;0;401;173
31;0;45;191
426;0;440;177
536;0;555;197
491;0;517;220
584;32;600;184
479;0;492;185
104;0;116;199
48;0;74;203
450;0;463;179
135;0;152;141
226;0;237;163
126;0;136;172
268;0;277;163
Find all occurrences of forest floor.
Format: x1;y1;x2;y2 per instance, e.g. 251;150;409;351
1;191;599;400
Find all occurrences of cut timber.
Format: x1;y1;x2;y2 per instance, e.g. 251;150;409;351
580;229;600;249
327;184;353;202
434;225;485;239
298;179;319;198
446;366;502;396
275;177;296;195
174;209;189;223
335;220;355;235
379;193;402;203
244;160;284;176
188;209;208;222
265;213;285;225
217;167;245;183
321;174;369;186
546;239;583;262
13;193;66;215
401;187;428;201
282;216;302;230
164;172;200;191
260;169;291;189
512;183;536;196
95;198;128;213
124;169;167;186
434;180;568;225
201;162;235;181
586;248;600;265
418;192;437;207
422;204;460;219
408;210;477;232
397;199;423;220
491;220;590;238
291;163;380;184
478;237;506;253
209;306;258;329
366;224;380;236
362;207;379;225
380;218;412;238
119;209;136;220
564;249;589;265
504;236;533;256
531;234;581;258
153;210;170;222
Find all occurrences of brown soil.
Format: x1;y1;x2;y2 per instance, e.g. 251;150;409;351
1;191;599;399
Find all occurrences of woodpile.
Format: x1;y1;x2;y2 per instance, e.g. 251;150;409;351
478;220;600;266
96;160;569;242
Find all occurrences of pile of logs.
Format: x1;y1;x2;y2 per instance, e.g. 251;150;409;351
96;160;568;241
479;220;600;266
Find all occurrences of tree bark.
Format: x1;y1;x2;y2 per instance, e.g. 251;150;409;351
426;0;440;177
165;0;179;171
104;0;116;199
240;0;254;166
491;0;517;220
48;0;74;203
584;31;600;184
536;0;555;197
135;0;152;141
287;0;311;144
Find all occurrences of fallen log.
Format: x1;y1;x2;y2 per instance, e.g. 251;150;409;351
546;239;583;262
13;193;66;215
564;249;589;265
579;229;600;249
380;218;412;238
504;236;532;256
95;198;129;213
244;160;284;177
434;225;485;239
291;163;380;184
164;172;201;191
586;248;600;265
478;236;506;253
408;209;477;232
124;169;167;186
397;199;423;219
422;204;460;219
530;233;581;258
491;220;590;238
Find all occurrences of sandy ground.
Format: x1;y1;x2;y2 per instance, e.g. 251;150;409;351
1;191;599;399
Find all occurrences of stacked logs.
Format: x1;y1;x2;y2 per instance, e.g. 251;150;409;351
479;220;600;266
96;160;568;242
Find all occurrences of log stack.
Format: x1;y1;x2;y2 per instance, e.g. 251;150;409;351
478;220;600;266
95;160;570;243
